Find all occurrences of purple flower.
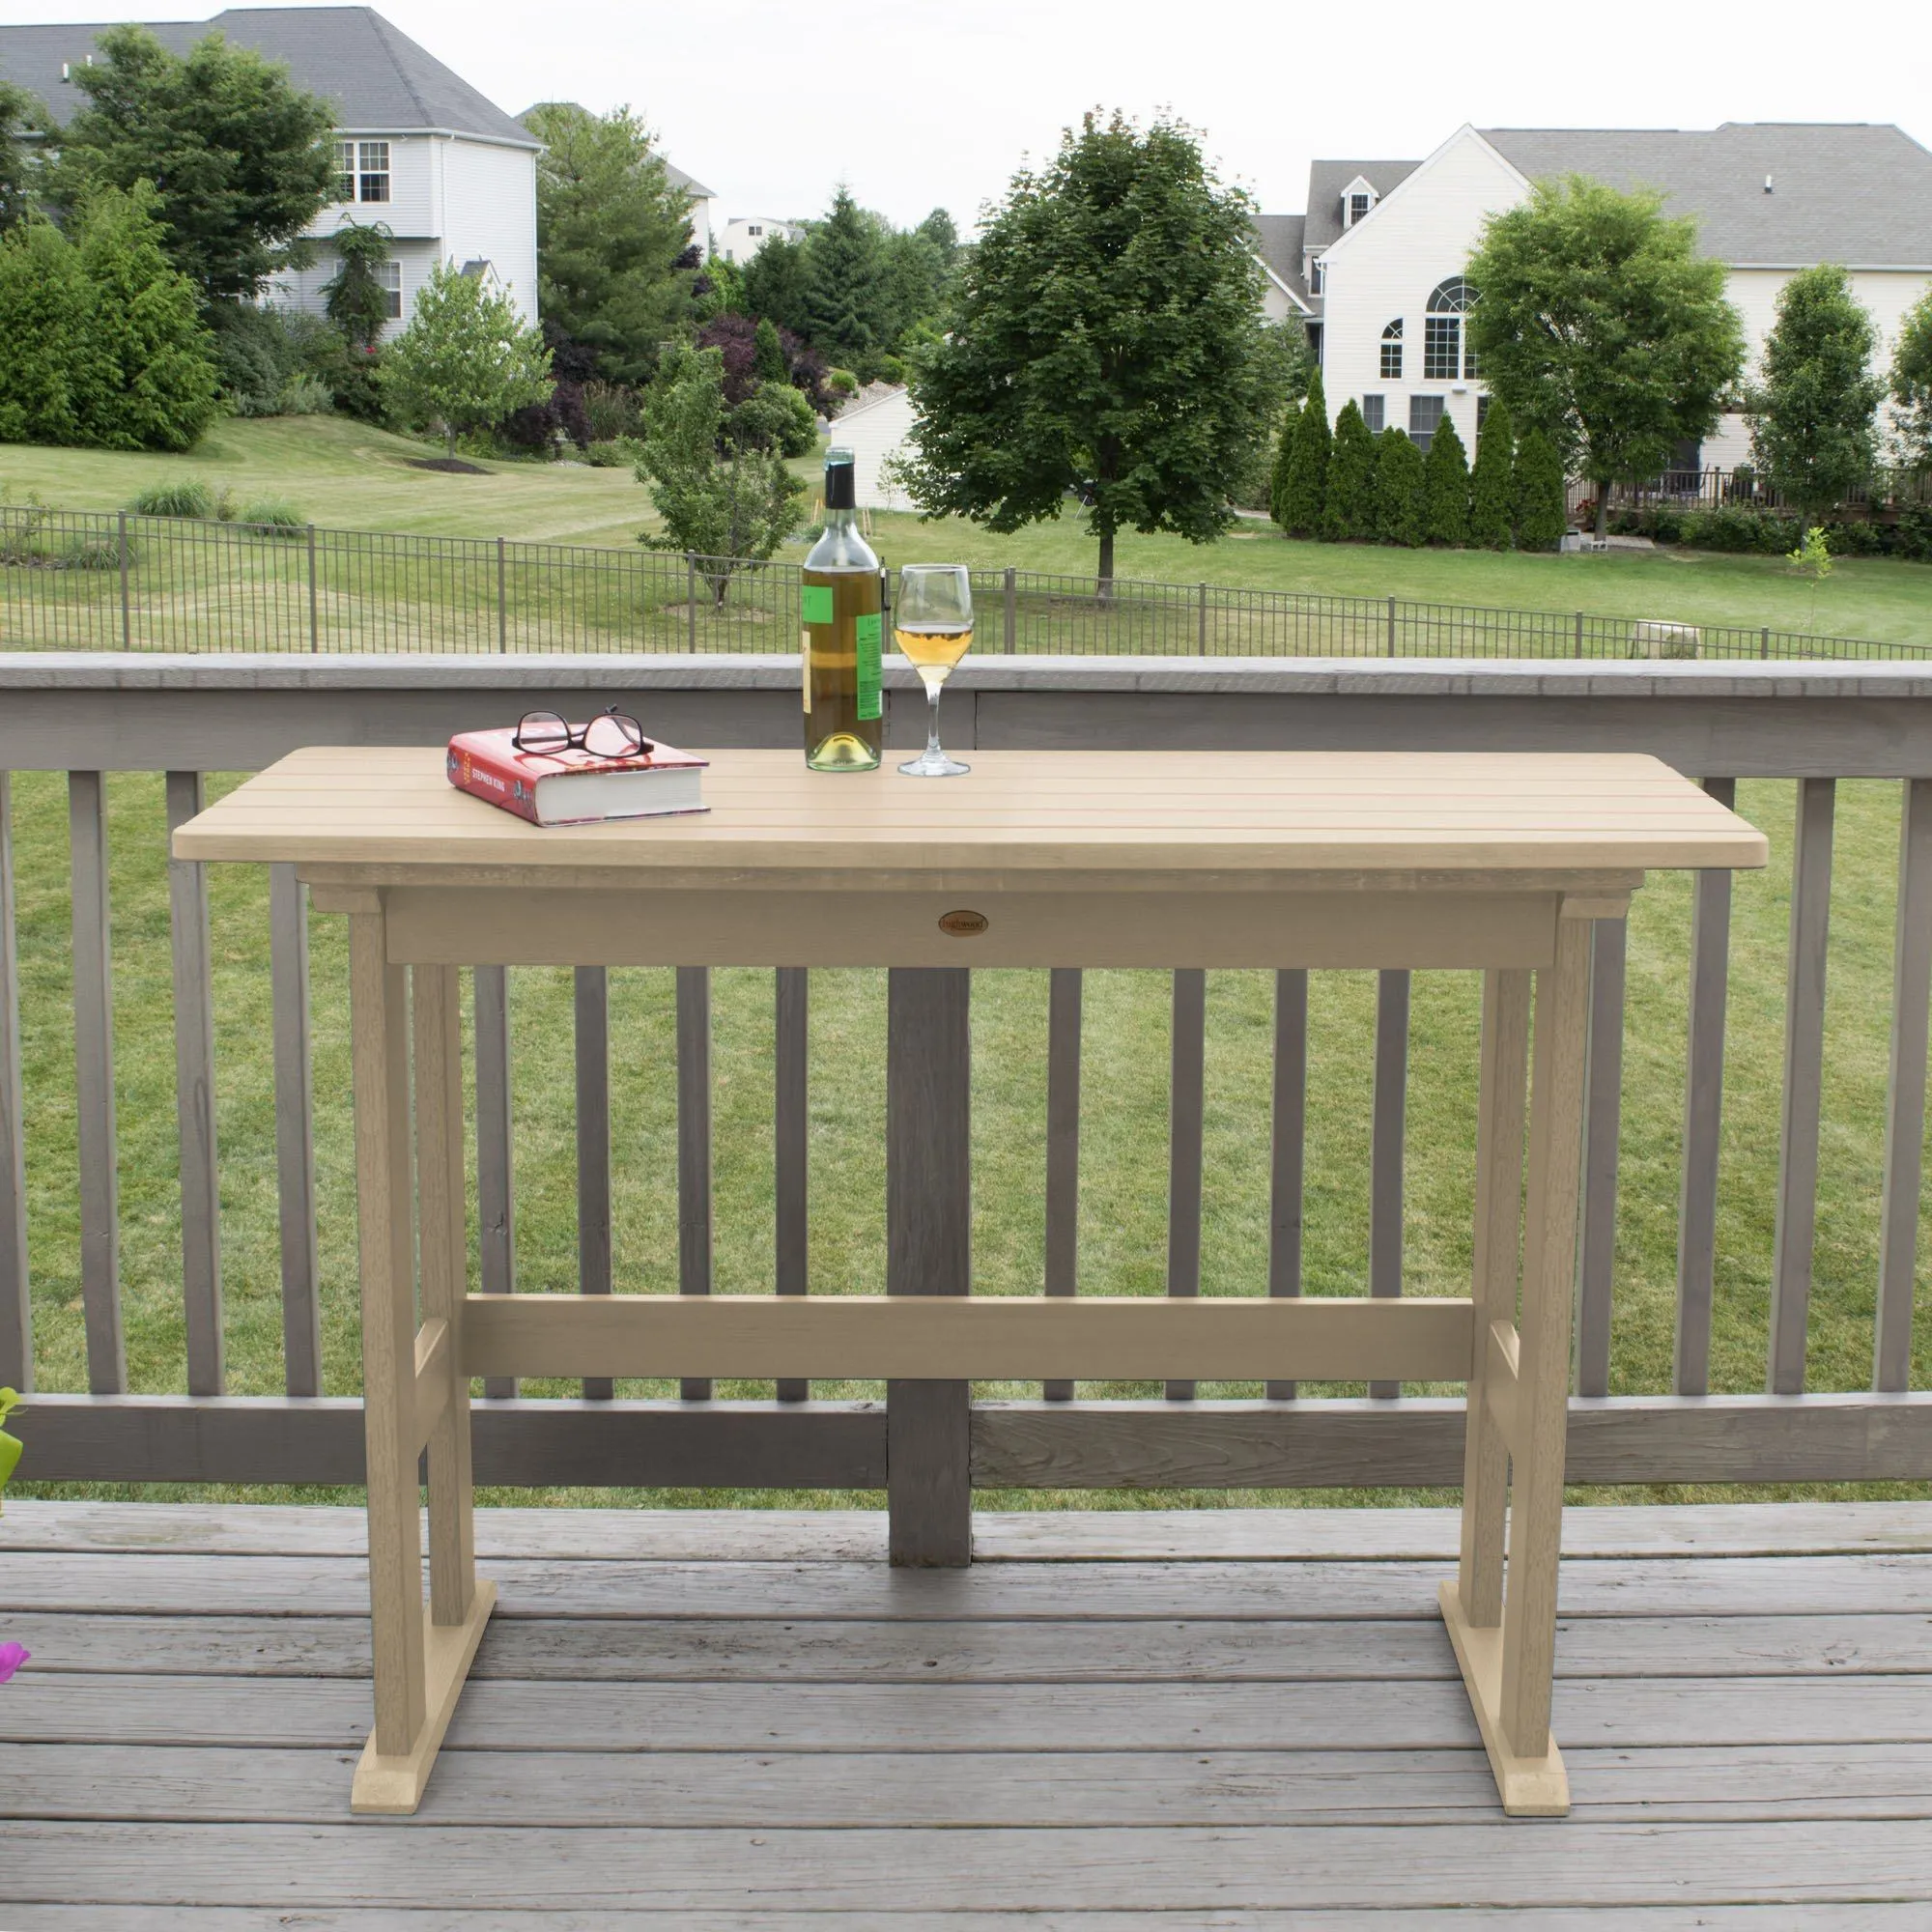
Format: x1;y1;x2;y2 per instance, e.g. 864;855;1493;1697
0;1642;29;1684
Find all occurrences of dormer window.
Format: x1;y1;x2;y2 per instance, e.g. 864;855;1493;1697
1380;319;1403;380
1341;177;1378;228
1349;192;1371;225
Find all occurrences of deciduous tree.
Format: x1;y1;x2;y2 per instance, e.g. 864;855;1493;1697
1321;400;1377;541
1468;398;1515;550
1747;266;1884;518
900;111;1270;585
52;24;333;303
380;261;553;460
521;102;695;386
1467;176;1745;537
0;79;43;232
322;221;394;354
1889;289;1932;469
1421;412;1470;546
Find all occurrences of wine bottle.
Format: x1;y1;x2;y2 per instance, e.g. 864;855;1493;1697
801;447;883;771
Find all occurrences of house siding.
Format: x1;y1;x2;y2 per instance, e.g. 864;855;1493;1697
440;138;541;323
835;390;918;510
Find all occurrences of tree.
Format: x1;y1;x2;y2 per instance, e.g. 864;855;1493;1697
1321;400;1377;541
52;24;333;303
753;316;787;384
1421;412;1470;546
1512;426;1569;550
520;102;695;386
741;232;812;339
0;79;43;232
380;262;553;460
1276;369;1329;537
802;187;887;365
635;343;806;602
1890;289;1932;469
1468;398;1515;550
0;218;87;443
1746;267;1884;519
900;111;1270;586
322;221;394;355
1373;427;1425;546
1467;175;1746;537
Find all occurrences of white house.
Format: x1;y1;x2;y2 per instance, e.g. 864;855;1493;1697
1267;123;1932;469
666;163;721;261
833;385;917;510
717;216;803;266
1;6;542;334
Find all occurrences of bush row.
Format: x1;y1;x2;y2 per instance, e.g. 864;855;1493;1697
1608;501;1932;562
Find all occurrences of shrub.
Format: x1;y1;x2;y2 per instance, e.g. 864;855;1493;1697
238;497;306;534
1422;412;1470;546
1468;398;1515;550
0;219;87;444
276;372;334;415
728;379;816;458
128;476;214;518
1321;401;1377;541
1276;369;1328;537
1372;427;1425;546
582;440;630;468
826;367;859;397
1511;428;1568;550
582;379;641;443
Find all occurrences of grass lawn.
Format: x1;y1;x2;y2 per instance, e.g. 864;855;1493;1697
7;768;1932;1513
4;417;1930;646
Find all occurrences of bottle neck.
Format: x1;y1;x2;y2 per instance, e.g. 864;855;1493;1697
824;503;856;533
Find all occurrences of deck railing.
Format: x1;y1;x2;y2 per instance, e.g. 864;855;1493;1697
4;505;1925;662
5;652;1932;1492
1593;466;1932;516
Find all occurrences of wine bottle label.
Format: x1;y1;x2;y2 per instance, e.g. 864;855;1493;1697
855;611;882;721
801;586;834;624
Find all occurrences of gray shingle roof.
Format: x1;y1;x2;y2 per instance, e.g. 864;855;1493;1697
1481;124;1932;266
0;7;537;147
1303;159;1421;250
1251;212;1310;305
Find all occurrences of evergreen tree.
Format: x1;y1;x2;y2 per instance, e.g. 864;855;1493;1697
1278;369;1328;536
802;187;886;365
1747;264;1884;519
1891;288;1932;469
1321;400;1377;541
1512;426;1569;550
1468;398;1515;550
753;315;786;384
322;220;394;354
72;183;219;451
0;217;87;442
1268;410;1296;528
1421;412;1470;546
1372;427;1425;546
740;232;812;339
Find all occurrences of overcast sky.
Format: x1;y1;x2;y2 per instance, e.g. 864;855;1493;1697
15;0;1932;230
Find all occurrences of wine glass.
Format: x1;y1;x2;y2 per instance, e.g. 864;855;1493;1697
894;565;974;776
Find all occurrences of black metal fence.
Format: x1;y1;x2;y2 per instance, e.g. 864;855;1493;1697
2;503;1925;660
1591;466;1932;516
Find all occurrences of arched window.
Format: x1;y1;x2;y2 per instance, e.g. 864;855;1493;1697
1424;278;1477;380
1379;318;1403;380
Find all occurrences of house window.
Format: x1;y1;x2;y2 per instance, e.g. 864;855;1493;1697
1349;191;1371;226
1380;319;1403;380
333;139;355;203
1310;257;1324;295
1409;395;1445;451
1477;394;1491;432
1362;394;1385;434
748;224;762;238
356;141;390;203
376;260;402;320
1426;276;1477;379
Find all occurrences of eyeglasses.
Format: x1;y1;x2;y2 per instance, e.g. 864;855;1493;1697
511;707;652;758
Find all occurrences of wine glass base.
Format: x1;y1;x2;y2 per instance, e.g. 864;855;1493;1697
897;749;971;778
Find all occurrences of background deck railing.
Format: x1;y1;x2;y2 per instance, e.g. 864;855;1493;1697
4;505;1925;662
1591;465;1932;516
4;652;1932;1492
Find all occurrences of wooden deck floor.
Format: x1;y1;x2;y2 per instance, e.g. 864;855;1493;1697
3;1500;1932;1925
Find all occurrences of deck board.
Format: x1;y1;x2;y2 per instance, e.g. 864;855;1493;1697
3;1503;1930;1918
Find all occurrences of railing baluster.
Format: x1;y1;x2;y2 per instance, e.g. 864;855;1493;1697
1043;967;1082;1402
270;865;322;1397
165;772;223;1396
68;771;125;1393
775;967;809;1402
1164;968;1206;1401
677;965;714;1401
575;964;612;1400
1675;779;1735;1395
0;774;28;1390
1576;917;1627;1398
1876;779;1932;1391
1769;777;1835;1395
1368;968;1409;1399
1266;968;1308;1400
472;962;516;1400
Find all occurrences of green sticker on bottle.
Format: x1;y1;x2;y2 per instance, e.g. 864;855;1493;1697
855;611;882;720
801;585;834;625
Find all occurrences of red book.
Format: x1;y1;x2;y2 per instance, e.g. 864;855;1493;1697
446;725;709;826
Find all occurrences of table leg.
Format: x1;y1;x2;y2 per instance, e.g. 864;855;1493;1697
1441;915;1589;1817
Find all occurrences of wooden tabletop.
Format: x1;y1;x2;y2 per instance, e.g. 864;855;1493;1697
173;747;1768;879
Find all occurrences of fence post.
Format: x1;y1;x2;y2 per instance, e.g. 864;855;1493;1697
496;536;507;654
306;526;319;654
687;554;697;653
1762;627;1771;661
1575;611;1584;660
1386;594;1397;658
1198;582;1208;653
118;511;130;651
1003;566;1016;654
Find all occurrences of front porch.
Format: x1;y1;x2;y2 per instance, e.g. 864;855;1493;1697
4;1498;1931;1923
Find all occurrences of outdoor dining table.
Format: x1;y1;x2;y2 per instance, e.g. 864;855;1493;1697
175;744;1767;1820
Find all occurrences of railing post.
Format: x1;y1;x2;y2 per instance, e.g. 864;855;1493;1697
1876;779;1932;1390
1004;566;1016;653
0;774;27;1391
1576;916;1626;1397
118;511;131;651
1266;967;1308;1402
687;554;698;653
1761;627;1771;660
306;525;320;654
270;864;322;1398
1368;968;1409;1398
1165;968;1207;1402
887;967;973;1566
1386;594;1397;657
676;965;714;1402
1575;611;1584;660
472;964;517;1400
497;535;508;653
1198;582;1208;652
1042;967;1082;1403
774;966;809;1403
575;965;612;1400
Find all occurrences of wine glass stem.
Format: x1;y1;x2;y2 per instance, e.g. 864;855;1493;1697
925;682;944;758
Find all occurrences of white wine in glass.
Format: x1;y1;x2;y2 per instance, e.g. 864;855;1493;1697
894;564;973;777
